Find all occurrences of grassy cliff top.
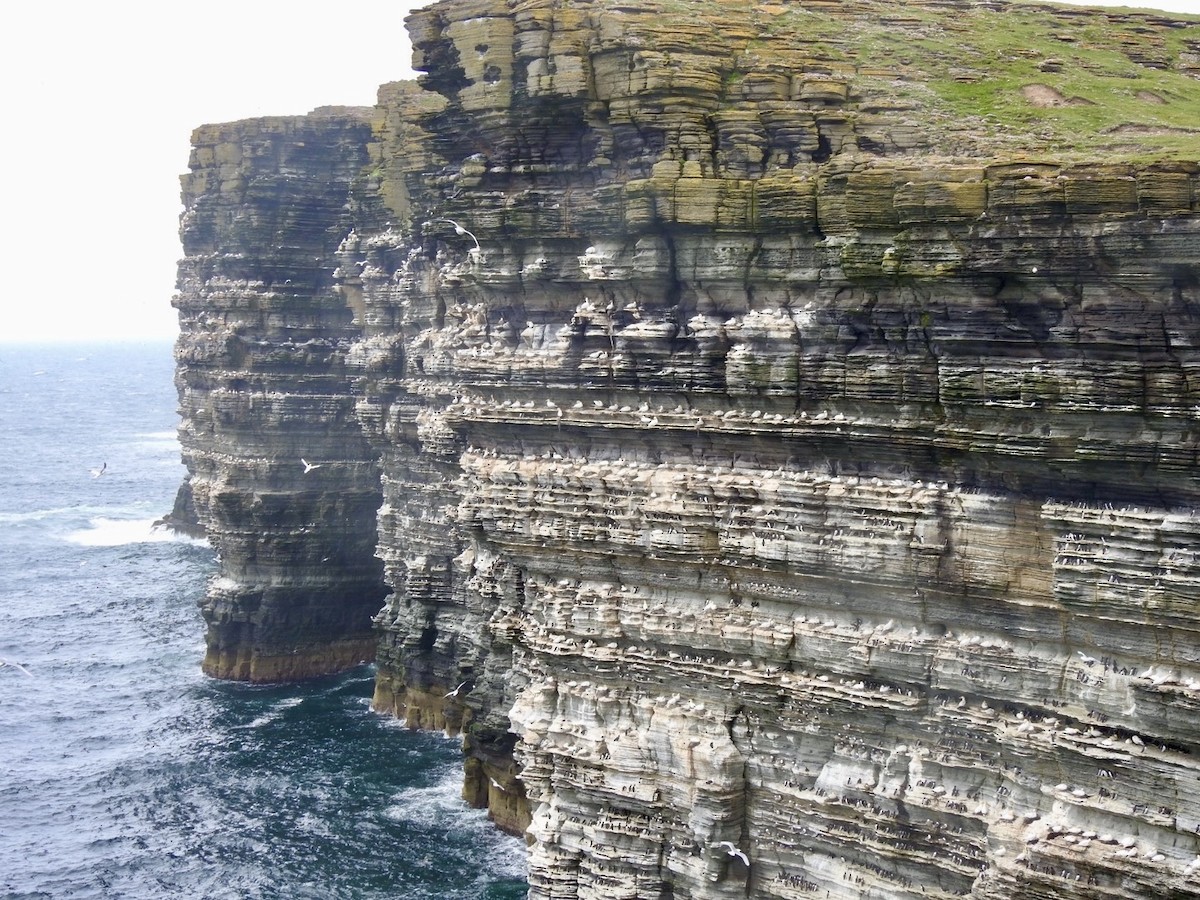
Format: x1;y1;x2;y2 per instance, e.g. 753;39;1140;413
588;0;1200;160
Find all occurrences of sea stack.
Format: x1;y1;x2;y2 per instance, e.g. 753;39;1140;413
174;110;388;681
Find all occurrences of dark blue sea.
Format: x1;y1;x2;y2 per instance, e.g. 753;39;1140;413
0;342;527;900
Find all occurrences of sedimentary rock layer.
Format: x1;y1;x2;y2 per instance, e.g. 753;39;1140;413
175;109;387;681
174;0;1200;896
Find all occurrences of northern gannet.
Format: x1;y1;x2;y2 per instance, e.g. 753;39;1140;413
432;218;480;251
0;658;32;677
716;841;749;866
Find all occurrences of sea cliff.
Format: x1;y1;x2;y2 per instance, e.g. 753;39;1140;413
174;109;388;680
174;1;1200;896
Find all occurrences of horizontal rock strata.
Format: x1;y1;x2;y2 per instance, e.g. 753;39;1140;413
174;0;1200;896
175;109;387;681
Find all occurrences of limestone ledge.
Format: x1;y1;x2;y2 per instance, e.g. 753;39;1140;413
202;633;378;683
429;160;1200;252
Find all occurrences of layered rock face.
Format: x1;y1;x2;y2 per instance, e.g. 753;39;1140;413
175;0;1200;896
174;109;387;681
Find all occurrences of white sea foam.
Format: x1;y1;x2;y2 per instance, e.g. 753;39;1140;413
65;517;209;548
131;430;181;452
384;767;471;829
384;766;529;879
483;827;530;880
241;696;305;730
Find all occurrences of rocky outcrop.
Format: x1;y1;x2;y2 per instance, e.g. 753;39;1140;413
174;109;387;681
174;0;1200;896
154;479;206;540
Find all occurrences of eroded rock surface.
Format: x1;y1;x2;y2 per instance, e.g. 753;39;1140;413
175;109;387;681
175;0;1200;895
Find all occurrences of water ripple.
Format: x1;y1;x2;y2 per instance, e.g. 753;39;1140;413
0;343;526;900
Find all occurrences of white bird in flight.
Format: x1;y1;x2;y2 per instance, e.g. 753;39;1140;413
90;462;107;478
432;218;480;251
716;841;749;866
489;777;506;793
301;458;322;473
0;658;32;677
444;680;470;698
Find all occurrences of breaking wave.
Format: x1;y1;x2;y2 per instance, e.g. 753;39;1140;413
65;516;208;547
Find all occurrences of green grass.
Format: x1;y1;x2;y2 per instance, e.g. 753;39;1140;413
632;0;1200;160
901;6;1200;157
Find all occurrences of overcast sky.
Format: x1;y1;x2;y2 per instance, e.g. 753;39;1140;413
1;2;421;344
1;0;1197;344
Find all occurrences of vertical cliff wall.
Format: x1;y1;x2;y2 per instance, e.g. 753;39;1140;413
174;0;1200;896
175;109;387;681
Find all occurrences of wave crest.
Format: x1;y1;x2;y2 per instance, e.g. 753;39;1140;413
65;517;209;548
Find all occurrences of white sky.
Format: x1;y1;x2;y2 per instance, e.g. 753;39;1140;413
0;0;1197;344
0;2;421;344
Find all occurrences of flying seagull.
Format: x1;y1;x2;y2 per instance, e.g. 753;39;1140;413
716;841;749;866
432;218;481;251
444;680;470;698
0;658;32;677
489;777;507;793
90;462;107;478
301;458;322;474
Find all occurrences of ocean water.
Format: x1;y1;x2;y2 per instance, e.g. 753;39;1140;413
0;342;527;900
